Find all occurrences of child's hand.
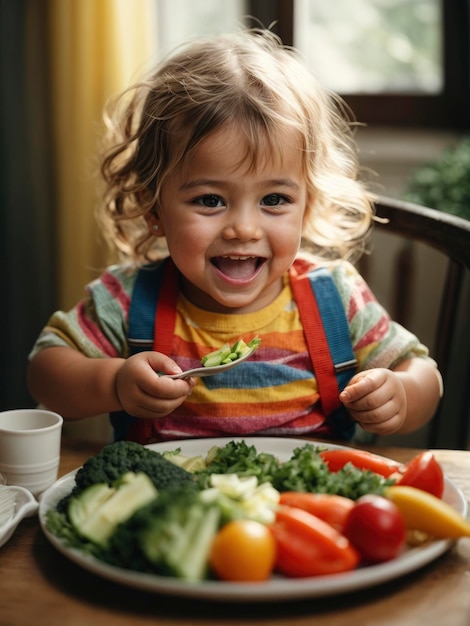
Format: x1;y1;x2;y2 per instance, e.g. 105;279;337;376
339;368;407;435
115;352;195;419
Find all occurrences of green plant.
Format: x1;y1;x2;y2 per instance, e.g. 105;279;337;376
404;137;470;220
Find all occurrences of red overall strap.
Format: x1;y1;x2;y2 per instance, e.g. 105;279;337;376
126;259;179;443
289;263;341;417
153;259;179;354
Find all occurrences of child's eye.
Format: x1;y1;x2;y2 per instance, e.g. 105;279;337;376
261;193;288;207
195;194;225;208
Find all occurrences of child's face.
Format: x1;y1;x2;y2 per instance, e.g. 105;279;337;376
156;124;307;313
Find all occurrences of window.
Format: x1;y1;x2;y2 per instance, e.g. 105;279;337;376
294;0;442;95
157;0;247;55
249;0;470;129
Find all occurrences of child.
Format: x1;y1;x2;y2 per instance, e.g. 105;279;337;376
28;29;442;444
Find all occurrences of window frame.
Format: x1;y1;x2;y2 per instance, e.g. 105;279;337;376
248;0;470;130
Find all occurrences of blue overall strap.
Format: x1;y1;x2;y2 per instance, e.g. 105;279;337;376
308;267;358;394
127;260;169;353
290;264;357;439
109;259;171;441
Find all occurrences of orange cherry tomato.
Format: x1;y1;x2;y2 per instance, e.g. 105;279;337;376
270;505;360;578
279;492;354;533
209;519;276;582
319;448;401;477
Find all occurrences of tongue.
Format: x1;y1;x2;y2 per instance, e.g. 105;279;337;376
214;257;259;280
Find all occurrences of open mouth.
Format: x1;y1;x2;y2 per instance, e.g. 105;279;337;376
211;256;265;280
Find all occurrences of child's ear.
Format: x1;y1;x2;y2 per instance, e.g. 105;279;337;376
145;213;165;237
138;190;165;237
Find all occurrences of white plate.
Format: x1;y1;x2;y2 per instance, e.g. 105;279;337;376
39;437;467;602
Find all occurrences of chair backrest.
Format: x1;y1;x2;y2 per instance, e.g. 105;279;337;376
370;195;470;449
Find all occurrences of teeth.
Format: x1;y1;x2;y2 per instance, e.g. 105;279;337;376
222;256;255;261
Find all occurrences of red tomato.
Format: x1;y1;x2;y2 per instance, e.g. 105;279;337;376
319;449;401;477
209;519;276;582
343;494;406;563
279;492;354;533
397;451;445;498
270;505;360;578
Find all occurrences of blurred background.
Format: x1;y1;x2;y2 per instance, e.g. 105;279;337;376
1;0;468;444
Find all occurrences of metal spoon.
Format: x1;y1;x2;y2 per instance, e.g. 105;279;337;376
163;346;258;380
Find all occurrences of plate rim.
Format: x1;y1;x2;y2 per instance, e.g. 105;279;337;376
39;437;464;602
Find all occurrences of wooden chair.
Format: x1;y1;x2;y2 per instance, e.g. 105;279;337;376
366;195;470;449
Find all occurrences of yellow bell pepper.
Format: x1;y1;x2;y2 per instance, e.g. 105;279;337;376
385;485;470;539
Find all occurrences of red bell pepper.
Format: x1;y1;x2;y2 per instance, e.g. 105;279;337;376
270;505;360;578
279;492;354;533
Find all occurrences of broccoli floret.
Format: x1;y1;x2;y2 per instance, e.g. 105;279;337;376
73;441;195;494
53;441;195;515
105;485;221;580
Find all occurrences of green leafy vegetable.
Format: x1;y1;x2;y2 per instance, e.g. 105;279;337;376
194;441;393;499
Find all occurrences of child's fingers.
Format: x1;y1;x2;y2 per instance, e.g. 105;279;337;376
340;369;389;404
340;373;373;402
145;351;183;376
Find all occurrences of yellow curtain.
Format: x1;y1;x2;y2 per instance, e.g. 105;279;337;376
48;0;158;310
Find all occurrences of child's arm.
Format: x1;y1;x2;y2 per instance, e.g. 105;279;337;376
27;347;194;420
339;358;443;436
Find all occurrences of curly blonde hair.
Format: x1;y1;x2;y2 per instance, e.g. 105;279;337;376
98;28;374;265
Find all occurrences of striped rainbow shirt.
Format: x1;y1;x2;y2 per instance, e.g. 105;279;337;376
30;259;432;442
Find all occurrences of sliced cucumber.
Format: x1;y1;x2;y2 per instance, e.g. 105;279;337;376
69;483;115;530
68;472;158;546
200;337;261;367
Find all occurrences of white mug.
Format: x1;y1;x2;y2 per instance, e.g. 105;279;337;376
0;409;63;496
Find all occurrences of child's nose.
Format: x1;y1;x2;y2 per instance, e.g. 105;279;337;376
222;209;262;241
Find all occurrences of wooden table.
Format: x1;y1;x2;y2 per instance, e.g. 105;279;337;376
2;438;470;626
